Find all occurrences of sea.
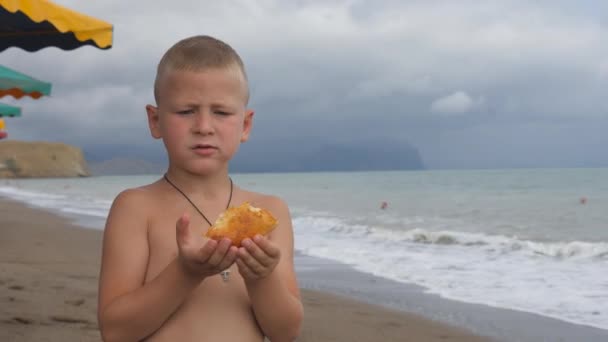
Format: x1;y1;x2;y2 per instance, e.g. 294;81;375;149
1;168;607;331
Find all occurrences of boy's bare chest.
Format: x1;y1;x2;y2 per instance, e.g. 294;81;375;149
143;211;263;341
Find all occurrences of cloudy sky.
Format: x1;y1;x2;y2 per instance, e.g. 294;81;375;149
3;0;608;169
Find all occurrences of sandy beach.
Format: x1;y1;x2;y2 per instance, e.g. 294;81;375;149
0;196;495;341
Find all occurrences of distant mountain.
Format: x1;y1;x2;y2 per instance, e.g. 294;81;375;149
231;139;425;172
88;158;165;176
88;140;425;175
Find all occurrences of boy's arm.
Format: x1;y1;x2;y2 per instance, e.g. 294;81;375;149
97;189;198;341
97;189;236;342
240;197;303;342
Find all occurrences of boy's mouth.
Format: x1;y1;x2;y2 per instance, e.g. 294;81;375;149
192;144;217;149
191;144;218;155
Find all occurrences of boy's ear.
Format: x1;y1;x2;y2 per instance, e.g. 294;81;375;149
146;104;162;139
240;109;254;143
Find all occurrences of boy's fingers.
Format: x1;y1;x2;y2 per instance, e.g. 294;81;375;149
242;237;276;267
225;246;239;262
217;246;238;270
253;235;281;259
206;238;232;266
236;258;255;278
175;214;190;246
238;247;265;274
198;239;218;263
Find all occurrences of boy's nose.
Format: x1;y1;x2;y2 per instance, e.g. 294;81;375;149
192;111;214;135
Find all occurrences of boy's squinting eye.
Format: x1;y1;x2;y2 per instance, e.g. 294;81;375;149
176;109;195;115
214;110;231;116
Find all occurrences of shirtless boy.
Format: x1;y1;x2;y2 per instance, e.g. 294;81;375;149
97;35;303;342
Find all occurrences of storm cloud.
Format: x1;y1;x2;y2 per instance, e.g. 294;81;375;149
2;0;608;169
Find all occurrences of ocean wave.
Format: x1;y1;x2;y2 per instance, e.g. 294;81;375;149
0;186;65;200
294;215;608;260
0;185;111;220
292;213;608;330
60;206;109;218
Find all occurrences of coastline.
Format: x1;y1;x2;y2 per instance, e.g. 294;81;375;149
295;253;608;342
2;196;608;341
0;196;491;341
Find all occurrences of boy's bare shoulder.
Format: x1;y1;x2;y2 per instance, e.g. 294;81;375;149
110;179;165;214
104;180;171;238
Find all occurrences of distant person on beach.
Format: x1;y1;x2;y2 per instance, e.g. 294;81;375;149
97;36;303;341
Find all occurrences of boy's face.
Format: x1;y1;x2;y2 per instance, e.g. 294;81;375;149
146;67;253;175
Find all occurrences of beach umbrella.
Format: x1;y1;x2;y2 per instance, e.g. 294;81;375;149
0;102;21;117
0;102;21;141
0;64;51;99
0;0;113;52
0;117;8;139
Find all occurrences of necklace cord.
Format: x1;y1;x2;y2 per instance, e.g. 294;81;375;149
163;173;233;226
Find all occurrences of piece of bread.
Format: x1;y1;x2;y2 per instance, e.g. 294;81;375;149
205;202;278;246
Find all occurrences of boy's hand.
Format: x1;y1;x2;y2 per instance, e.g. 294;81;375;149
175;214;238;279
236;235;281;281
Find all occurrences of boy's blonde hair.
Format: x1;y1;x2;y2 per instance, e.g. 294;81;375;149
154;35;249;104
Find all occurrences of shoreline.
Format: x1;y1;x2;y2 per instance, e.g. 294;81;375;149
295;252;608;341
3;196;608;341
0;196;492;341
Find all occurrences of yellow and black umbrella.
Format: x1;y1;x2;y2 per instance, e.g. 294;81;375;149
0;0;113;52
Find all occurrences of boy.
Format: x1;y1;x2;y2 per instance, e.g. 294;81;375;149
97;36;303;341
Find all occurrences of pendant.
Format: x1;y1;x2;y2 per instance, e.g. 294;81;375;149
220;269;231;282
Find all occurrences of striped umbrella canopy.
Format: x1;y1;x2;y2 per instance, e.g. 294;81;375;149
0;102;21;117
0;64;51;99
0;0;113;52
